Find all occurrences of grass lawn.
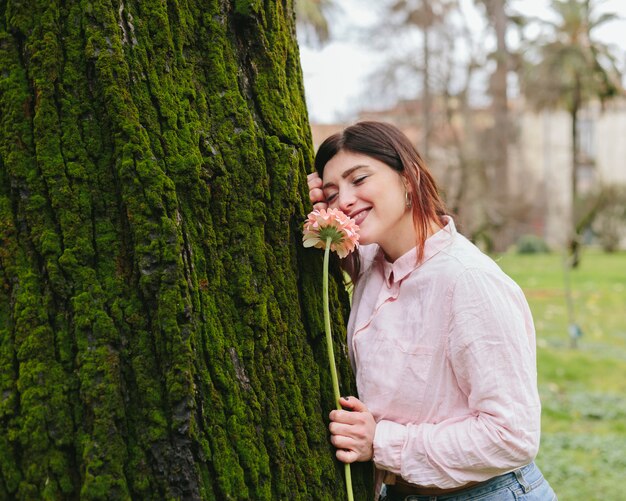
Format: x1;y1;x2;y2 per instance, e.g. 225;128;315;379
495;250;626;500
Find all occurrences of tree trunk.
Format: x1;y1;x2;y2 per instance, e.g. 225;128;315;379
491;0;508;196
484;0;509;251
0;1;370;499
569;75;582;267
422;26;431;161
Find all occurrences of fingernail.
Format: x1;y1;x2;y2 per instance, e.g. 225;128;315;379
342;396;349;400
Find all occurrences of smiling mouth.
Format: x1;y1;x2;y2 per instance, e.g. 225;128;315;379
351;209;370;226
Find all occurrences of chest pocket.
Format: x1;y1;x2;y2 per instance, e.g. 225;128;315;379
355;328;435;423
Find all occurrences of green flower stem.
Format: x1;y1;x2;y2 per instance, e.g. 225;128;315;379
323;236;354;501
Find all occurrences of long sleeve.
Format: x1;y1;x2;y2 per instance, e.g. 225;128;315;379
371;267;541;488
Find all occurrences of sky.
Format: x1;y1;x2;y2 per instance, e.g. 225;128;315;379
299;0;626;124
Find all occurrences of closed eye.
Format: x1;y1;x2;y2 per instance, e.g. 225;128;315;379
353;175;367;185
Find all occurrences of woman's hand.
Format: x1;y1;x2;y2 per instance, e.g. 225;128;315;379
307;172;328;210
329;396;376;463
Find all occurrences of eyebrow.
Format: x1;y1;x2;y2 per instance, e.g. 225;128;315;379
322;165;368;190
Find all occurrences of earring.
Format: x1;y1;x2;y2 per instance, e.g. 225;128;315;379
405;190;412;208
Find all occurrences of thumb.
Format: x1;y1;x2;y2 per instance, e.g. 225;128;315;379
339;396;367;412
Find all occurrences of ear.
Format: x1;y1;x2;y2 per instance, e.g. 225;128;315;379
402;174;413;193
405;165;422;191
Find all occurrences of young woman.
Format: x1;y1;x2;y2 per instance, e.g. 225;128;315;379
307;121;556;500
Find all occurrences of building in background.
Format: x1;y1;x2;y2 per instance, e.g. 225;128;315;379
515;99;626;249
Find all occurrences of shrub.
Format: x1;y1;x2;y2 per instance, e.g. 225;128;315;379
516;234;550;254
591;184;626;252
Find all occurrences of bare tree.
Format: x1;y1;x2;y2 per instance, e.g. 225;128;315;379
476;0;512;249
364;0;458;160
521;0;624;266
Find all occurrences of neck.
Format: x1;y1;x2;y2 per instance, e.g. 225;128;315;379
381;217;442;262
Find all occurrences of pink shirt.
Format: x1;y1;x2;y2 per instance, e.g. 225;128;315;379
347;217;541;490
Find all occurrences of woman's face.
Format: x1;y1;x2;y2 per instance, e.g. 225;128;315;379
322;150;416;260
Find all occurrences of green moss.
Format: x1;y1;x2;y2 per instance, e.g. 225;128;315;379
234;0;262;17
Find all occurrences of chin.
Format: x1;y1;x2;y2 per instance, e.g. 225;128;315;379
357;234;374;246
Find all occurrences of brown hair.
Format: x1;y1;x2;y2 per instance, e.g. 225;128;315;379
315;121;447;277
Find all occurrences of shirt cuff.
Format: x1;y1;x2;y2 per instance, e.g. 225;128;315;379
373;419;407;475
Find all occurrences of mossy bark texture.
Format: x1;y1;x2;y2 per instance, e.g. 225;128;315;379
0;1;370;499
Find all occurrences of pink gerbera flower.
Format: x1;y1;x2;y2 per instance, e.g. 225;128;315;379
302;207;359;501
302;208;360;258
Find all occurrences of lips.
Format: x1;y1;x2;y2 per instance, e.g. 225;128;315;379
350;208;370;226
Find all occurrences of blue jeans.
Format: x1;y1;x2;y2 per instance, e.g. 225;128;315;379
380;462;557;500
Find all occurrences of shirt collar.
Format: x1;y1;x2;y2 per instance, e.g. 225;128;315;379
376;216;456;287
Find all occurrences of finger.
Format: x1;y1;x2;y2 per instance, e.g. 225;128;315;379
331;438;361;458
328;421;355;437
336;449;359;464
339;396;368;413
307;173;322;189
312;201;328;211
330;409;363;425
309;187;325;204
329;432;357;448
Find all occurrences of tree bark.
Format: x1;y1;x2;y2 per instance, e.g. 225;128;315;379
569;75;582;267
491;0;508;192
422;26;431;161
0;1;369;499
482;0;509;251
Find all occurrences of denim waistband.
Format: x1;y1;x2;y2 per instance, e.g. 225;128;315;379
388;462;544;501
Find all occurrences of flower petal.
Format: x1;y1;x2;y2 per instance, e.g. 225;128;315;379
302;208;360;256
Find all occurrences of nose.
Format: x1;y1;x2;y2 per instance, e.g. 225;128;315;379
337;187;356;212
